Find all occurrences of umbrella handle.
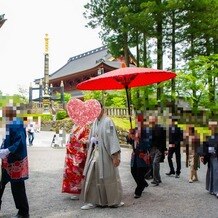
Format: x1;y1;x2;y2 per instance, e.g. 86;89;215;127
125;87;132;129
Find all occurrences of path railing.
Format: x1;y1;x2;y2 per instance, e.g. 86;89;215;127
105;107;134;117
25;103;134;118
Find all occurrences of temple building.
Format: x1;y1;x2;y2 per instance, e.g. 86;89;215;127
35;45;134;98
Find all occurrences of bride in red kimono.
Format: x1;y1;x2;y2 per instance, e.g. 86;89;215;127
62;124;90;199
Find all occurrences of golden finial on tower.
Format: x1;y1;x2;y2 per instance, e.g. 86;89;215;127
44;33;49;54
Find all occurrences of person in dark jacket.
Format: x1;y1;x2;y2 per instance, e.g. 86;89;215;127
166;117;183;178
0;105;29;218
128;116;150;198
149;116;166;186
200;121;218;199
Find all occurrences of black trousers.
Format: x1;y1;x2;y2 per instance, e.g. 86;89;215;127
167;147;181;175
0;173;29;216
131;166;148;196
28;132;34;144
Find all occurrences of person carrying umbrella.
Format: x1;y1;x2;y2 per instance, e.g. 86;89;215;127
128;115;150;198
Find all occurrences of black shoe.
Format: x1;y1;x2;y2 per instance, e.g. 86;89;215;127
166;172;175;176
151;181;159;186
145;175;153;180
175;174;180;178
134;194;141;199
209;192;214;195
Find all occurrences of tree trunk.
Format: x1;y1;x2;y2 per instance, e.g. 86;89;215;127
143;33;148;67
171;10;176;114
156;0;163;110
123;32;129;67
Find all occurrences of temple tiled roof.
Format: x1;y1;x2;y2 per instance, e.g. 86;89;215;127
49;45;116;80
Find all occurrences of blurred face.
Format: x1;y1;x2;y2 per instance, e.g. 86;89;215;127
2;106;16;120
188;126;194;135
169;119;175;125
143;121;148;128
208;121;218;134
148;116;157;127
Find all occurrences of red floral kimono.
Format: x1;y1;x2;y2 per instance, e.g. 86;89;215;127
62;125;90;194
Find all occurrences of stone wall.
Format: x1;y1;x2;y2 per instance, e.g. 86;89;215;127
41;118;129;144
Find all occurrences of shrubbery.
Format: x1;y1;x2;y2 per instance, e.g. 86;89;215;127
56;110;68;120
41;114;53;121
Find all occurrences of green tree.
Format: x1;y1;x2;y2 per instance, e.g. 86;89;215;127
84;0;131;66
176;55;218;114
181;0;218;59
54;92;71;103
83;0;218;115
0;94;27;107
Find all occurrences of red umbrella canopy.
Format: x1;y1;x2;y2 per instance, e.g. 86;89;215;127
76;67;176;90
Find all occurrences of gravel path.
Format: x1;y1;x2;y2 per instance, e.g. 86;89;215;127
0;131;218;217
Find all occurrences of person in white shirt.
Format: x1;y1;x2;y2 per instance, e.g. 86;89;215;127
26;122;35;146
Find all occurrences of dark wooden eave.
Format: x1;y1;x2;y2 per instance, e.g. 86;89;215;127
50;61;118;92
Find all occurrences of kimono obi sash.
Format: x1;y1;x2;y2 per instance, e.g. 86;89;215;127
2;156;29;180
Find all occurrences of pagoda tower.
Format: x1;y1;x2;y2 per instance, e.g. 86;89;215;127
42;33;51;113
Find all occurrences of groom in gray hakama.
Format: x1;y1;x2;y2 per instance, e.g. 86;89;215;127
200;121;218;199
81;105;124;210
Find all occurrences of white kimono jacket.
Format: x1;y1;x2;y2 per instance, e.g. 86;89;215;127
82;115;123;206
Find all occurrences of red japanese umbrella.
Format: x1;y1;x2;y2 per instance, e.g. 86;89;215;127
76;67;176;128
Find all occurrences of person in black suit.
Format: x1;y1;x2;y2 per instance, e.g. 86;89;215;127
149;116;167;186
128;117;150;199
166;117;183;178
200;121;218;199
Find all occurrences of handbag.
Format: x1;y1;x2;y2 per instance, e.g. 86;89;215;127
142;151;151;165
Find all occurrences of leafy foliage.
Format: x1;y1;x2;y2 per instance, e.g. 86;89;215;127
56;109;68;120
41;114;53;122
83;0;218;117
0;94;27;107
176;54;218;114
